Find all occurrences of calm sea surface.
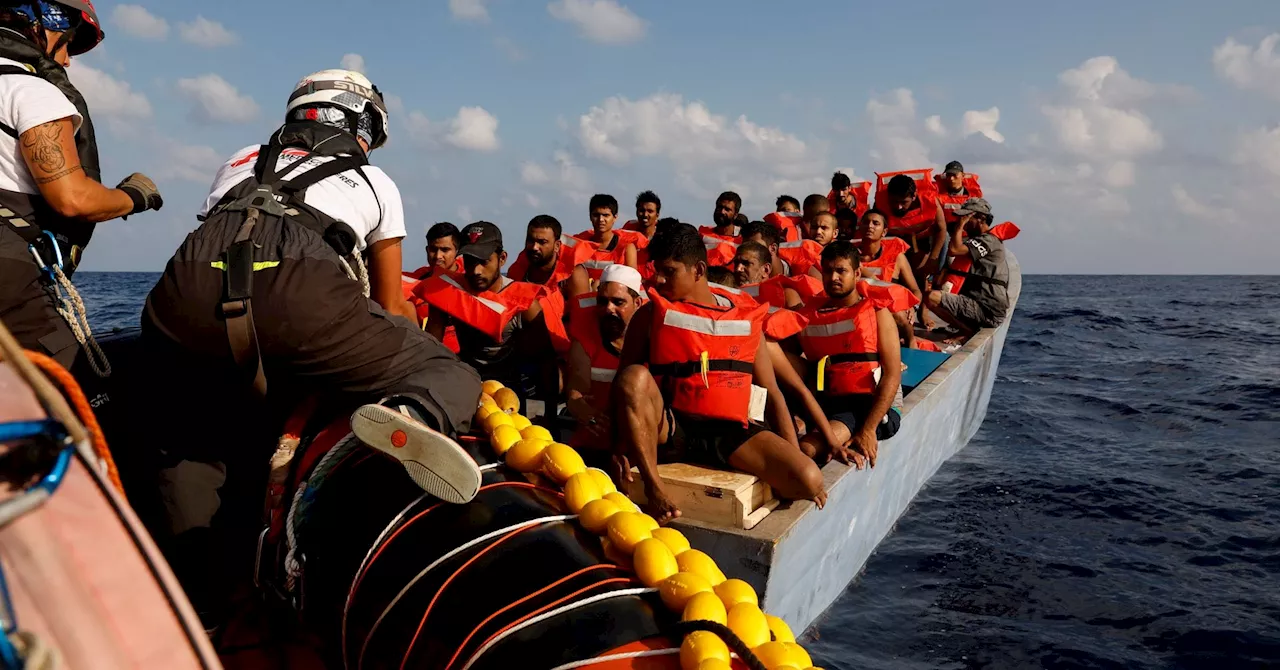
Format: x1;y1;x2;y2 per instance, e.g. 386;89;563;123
75;273;1280;669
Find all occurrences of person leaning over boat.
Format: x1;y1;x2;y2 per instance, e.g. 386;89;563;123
421;221;559;400
925;197;1010;336
564;264;643;452
0;1;162;368
610;222;825;524
789;241;904;467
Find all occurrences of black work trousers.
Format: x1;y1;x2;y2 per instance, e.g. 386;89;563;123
0;225;78;368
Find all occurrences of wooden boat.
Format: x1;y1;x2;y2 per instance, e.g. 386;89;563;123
624;251;1023;635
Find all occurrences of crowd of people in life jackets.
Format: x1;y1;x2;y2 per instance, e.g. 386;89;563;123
401;163;1016;522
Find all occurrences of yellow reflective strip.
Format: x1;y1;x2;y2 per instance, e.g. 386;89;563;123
208;260;281;271
817;355;829;392
700;351;709;388
210;261;226;270
421;316;429;330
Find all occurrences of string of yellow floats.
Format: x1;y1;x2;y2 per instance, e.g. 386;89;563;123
474;380;822;670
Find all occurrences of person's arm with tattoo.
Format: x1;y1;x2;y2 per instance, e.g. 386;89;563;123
20;117;162;222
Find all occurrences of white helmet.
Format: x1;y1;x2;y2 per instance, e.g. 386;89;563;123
286;69;389;150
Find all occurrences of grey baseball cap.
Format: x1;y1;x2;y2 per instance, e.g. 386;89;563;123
953;197;991;217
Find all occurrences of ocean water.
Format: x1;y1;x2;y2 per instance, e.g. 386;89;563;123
73;272;1280;669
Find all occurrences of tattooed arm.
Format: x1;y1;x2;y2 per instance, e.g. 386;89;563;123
19;117;135;222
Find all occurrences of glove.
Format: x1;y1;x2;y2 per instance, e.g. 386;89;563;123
117;172;163;215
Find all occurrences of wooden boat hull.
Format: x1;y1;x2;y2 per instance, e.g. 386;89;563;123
672;250;1023;634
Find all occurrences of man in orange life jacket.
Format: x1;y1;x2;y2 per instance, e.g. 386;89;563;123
574;193;639;278
926;197;1011;336
883;173;947;276
622;190;661;241
611;223;825;523
936;161;978;225
701;190;743;243
424;221;553;395
565;264;644;452
799;212;840;281
739;219;814;280
776;194;800;214
403;221;463;349
790;240;903;467
829;171;863;220
859;209;922;348
507;214;592;291
799;194;829;240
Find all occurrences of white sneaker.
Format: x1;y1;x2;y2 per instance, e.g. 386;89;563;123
350;404;481;504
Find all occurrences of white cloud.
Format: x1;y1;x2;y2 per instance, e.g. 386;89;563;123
1041;57;1163;162
494;37;527;62
865;88;932;167
178;16;237;48
574;92;825;209
521;150;592;203
520;162;550;185
406;106;501;152
154;138;223;183
1171;184;1215;220
924;115;946;137
67;63;152;120
340;53;366;74
1233;125;1280;177
176;74;260;124
961;107;1005;143
111;5;168;40
1213;34;1280;100
548;0;647;45
450;0;490;22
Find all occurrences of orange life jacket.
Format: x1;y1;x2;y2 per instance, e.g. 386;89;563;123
763;307;807;341
540;289;572;354
827;181;872;218
402;272;460;352
571;304;623;411
699;225;741;246
416;272;547;344
740;274;824;309
797;281;899;395
576;235;632;281
874;168;942;238
575;227;649;250
914;338;942;352
506;234;597;288
702;237;739;268
859;236;911;282
763;211;802;243
648;287;768;424
858;277;920;313
933;173;984;224
943;222;1019;295
776;239;824;277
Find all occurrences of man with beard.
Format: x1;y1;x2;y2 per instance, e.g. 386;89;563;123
506;214;594;291
925;197;1011;336
611;223;825;524
700;190;744;244
565;264;644;452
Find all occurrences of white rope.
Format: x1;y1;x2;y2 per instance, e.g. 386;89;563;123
458;588;657;670
357;514;576;670
284;432;360;591
547;648;679;670
49;265;109;377
479;463;502;472
340;491;427;668
337;252;371;298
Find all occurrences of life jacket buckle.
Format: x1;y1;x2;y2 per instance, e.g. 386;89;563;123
220;298;249;318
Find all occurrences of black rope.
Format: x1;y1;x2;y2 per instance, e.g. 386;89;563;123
666;619;769;670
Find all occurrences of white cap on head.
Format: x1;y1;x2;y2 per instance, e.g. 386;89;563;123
598;264;644;295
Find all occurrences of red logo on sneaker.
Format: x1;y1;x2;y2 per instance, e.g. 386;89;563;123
391;430;408;448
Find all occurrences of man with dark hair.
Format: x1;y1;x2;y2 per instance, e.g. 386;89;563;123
800;193;830;241
403;221;464;349
701;191;743;243
859;209;922;349
573;193;639;281
926;197;1010;335
611;223;825;523
624;190;662;240
732;240;773;289
789;240;904;467
565;264;645;451
507;214;594;290
775;195;801;213
880;173;947;277
935;161;983;225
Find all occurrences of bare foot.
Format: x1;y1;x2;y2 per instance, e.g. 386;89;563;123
645;484;682;525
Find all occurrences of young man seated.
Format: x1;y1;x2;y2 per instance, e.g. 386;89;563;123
858;209;923;348
926;197;1011;336
565;265;644;452
776;194;801;214
785;241;904;468
404;221;464;349
801;212;840;279
733;241;821;310
700;191;744;243
507;214;595;292
622;190;662;241
575;194;640;281
421;222;558;402
611;223;826;523
800;194;831;240
880;173;947;280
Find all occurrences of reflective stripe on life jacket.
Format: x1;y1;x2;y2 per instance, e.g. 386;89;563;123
943;222;1019;295
798;302;884;396
776;239;824;277
763;211;803;243
859;236;910;281
507;234;596;288
934;173;984;224
740;274;824;309
648;287;768;424
416;272;547;344
827;181;872;219
873;168;942;238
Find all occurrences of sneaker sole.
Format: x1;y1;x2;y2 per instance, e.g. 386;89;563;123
350;405;481;504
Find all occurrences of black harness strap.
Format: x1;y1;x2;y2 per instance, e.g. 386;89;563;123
649;359;755;378
828;352;880;364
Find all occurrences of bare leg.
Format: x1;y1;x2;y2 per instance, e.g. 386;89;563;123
613;364;680;523
798;418;863;468
894;310;916;349
728;431;827;508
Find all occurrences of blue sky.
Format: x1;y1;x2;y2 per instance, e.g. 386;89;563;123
67;0;1280;273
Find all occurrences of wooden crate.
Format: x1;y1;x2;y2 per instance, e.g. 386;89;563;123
622;463;778;530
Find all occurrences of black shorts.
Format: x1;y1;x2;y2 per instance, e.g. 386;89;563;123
819;395;902;441
662;408;767;468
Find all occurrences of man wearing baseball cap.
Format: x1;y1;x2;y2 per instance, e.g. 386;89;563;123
564;264;645;451
936;161;984;225
925;197;1011;335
